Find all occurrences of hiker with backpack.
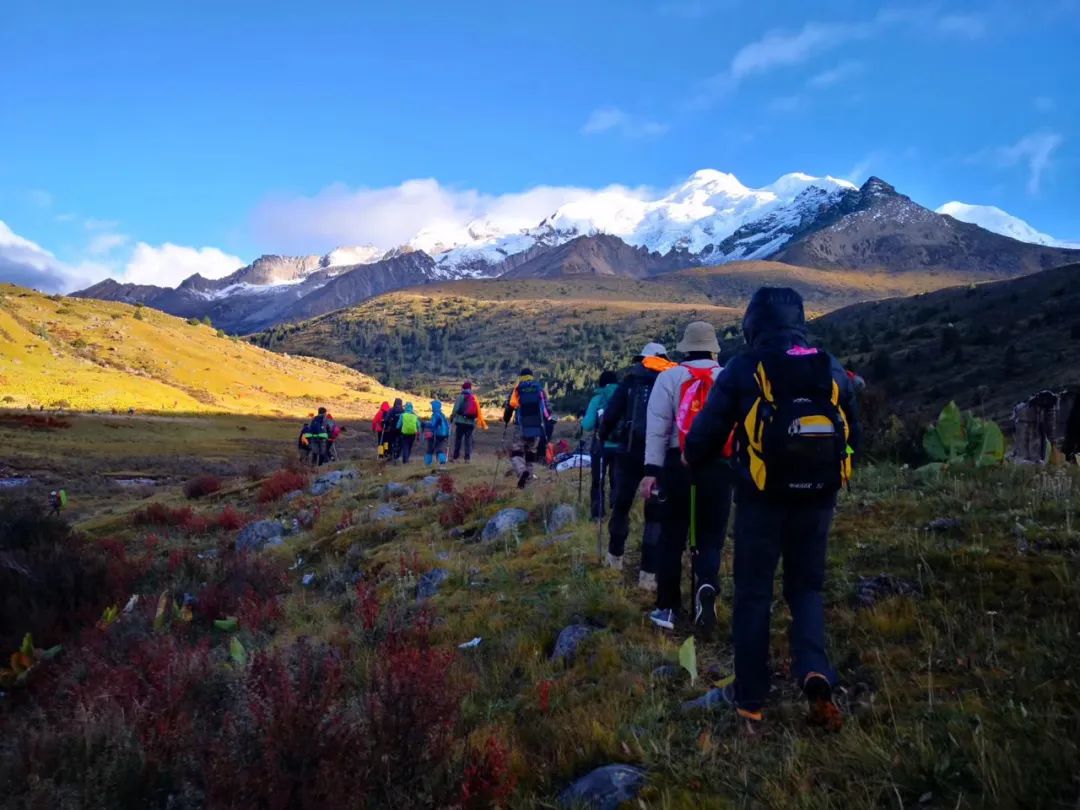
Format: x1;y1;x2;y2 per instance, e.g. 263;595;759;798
307;407;334;466
503;368;551;489
582;371;619;520
450;381;481;463
639;322;731;634
424;400;451;466
372;402;390;451
684;287;859;731
397;402;421;464
298;415;313;461
599;343;676;590
385;398;404;460
48;489;66;517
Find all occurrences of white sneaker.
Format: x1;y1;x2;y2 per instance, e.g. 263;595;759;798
604;552;624;570
638;571;657;592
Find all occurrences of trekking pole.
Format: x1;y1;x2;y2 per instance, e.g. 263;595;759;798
596;452;605;564
576;439;585;505
689;484;698;618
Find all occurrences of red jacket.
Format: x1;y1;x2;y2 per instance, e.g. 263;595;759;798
372;402;390;433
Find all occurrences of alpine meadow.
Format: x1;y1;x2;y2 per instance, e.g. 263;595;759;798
3;2;1080;809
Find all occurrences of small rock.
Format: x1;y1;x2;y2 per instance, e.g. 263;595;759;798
417;568;450;600
551;624;594;664
546;503;577;534
557;764;646;810
372;504;404;522
236;519;285;553
301;572;316;588
481;508;529;543
383;481;413;500
311;469;356;496
680;688;731;713
650;664;685;683
419;475;441;490
435;491;454;504
435;551;451;561
855;574;919;608
925;517;962;533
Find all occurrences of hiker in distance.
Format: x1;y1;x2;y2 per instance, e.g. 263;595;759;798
397;402;421;464
385;398;404;460
639;322;732;634
424;399;451;466
503;368;551;489
599;342;676;591
449;381;481;463
306;407;335;466
581;370;619;521
685;286;860;731
372;401;390;454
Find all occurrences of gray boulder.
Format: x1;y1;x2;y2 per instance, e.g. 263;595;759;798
557;765;646;810
551;624;594;664
372;504;404;522
236;519;285;553
417;568;450;600
481;508;529;543
383;481;413;499
419;475;442;490
311;469;356;496
546;503;577;534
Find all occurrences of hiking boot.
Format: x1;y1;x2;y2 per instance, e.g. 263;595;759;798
648;608;675;630
804;673;843;732
517;471;530;489
694;584;717;639
604;553;623;571
638;571;657;592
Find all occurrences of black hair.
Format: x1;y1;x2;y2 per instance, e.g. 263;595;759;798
318;407;327;414
520;367;533;377
599;370;618;386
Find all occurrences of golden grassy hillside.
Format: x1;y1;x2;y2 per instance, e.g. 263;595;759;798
0;284;403;417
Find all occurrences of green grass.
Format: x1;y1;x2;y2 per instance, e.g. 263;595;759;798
3;413;1080;807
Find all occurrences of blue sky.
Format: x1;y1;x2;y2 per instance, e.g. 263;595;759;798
1;0;1078;290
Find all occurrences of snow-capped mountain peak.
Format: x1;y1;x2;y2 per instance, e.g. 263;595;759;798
936;201;1076;248
322;245;386;268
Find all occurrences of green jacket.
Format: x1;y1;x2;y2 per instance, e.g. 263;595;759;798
582;383;619;449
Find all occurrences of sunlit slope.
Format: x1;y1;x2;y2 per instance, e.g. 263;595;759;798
0;284;402;416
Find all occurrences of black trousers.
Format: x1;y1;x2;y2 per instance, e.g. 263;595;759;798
589;439;617;519
400;434;416;463
453;424;475;460
608;452;662;574
656;449;732;612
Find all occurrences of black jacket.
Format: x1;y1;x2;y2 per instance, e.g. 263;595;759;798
599;362;659;457
684;287;861;499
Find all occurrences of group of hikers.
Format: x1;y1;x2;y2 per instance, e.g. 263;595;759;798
575;287;859;731
371;382;490;465
298;408;344;466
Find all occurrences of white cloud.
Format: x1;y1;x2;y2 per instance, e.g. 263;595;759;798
808;60;864;89
84;217;121;231
970;132;1064;194
86;232;130;256
935;13;986;39
581;106;669;139
250;178;642;254
123;243;244;287
0;220;104;293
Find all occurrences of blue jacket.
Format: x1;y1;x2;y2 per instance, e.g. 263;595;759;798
582;383;620;449
428;400;451;438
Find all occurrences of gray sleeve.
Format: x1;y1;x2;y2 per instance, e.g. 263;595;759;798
644;369;674;472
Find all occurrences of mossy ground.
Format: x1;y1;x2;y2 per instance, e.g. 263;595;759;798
3;414;1079;808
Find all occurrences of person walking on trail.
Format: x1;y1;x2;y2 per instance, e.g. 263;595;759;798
503;368;551;489
327;421;345;462
48;489;65;517
582;371;619;521
684;287;860;732
424;400;451;466
307;407;334;466
299;414;314;461
396;402;421;464
385;398;404;460
639;322;732;635
372;402;390;453
449;381;481;463
599;343;676;589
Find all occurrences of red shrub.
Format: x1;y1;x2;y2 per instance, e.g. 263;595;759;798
0;414;71;431
183;474;223;500
213;505;249;532
192;552;289;627
354;580;380;631
258;469;306;503
438;484;499;528
461;736;517;809
438;473;456;494
132;502;194;528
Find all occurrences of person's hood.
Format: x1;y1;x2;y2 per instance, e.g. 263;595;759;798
431;400;444;414
404;403;414;413
742;287;808;349
642;356;677;374
594;383;619;398
392;398;403;409
379;402;390;412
